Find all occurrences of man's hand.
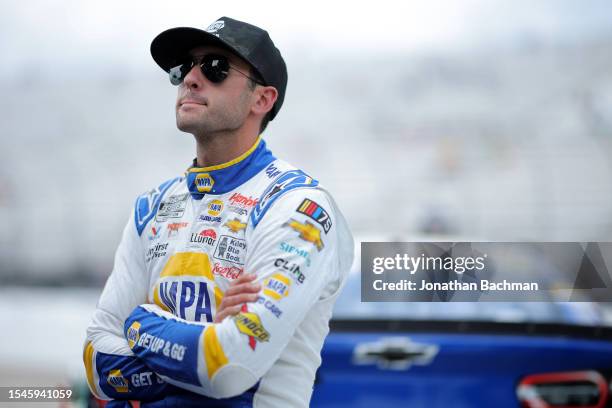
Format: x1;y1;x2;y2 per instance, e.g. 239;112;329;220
214;273;261;323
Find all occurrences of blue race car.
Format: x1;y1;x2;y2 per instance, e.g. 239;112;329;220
311;246;612;408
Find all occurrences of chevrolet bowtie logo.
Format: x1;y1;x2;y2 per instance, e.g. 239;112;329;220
285;219;324;251
224;218;247;233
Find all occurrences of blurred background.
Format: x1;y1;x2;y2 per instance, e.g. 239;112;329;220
1;0;612;404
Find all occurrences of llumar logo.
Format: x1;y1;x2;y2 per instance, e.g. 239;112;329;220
195;173;214;193
234;306;270;350
127;321;141;349
107;369;129;393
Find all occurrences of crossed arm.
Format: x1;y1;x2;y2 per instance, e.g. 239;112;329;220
83;189;341;402
84;273;259;401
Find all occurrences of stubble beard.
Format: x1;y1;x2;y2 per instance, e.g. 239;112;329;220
176;89;252;138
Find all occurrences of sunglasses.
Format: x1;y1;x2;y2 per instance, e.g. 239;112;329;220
169;54;264;86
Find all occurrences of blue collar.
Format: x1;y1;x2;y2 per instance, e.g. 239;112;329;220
185;137;275;199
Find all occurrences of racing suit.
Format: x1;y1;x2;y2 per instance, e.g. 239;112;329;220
83;137;354;407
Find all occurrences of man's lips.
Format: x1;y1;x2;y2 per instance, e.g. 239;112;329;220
179;100;207;106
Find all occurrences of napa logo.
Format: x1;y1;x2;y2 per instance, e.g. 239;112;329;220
107;369;129;393
208;199;224;216
127;321;141;349
263;273;291;301
195;173;214;193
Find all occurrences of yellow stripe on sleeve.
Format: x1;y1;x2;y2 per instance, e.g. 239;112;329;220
83;341;98;397
203;326;228;379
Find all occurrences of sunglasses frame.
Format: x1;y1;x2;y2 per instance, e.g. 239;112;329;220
169;53;265;86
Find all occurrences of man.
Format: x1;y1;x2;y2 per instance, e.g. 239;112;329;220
83;17;354;407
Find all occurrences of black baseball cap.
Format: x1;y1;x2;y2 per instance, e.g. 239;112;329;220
151;17;288;120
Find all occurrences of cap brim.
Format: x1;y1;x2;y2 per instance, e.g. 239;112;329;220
151;27;240;72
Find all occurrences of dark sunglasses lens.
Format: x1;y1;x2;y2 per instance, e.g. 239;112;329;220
201;55;229;83
169;61;192;86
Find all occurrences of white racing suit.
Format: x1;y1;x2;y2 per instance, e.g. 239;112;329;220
83;137;354;407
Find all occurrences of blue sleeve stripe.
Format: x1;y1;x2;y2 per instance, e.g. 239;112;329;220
250;170;319;228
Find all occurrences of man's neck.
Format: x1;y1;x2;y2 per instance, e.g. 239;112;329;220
194;130;259;168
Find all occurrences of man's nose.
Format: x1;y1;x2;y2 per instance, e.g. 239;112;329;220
183;64;205;89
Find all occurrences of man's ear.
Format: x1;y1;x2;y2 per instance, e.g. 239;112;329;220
251;86;278;116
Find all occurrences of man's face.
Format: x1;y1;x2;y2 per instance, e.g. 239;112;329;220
175;45;255;136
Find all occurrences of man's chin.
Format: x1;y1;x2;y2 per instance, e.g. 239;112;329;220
176;120;200;134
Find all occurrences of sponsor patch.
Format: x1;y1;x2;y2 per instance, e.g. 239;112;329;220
189;228;217;247
107;369;129;393
212;262;243;280
263;273;291;300
136;332;187;362
127;321;141;349
146;242;169;262
285;219;324;251
229;205;248;216
155;280;213;322
280;242;312;267
234;306;270;350
156;193;189;222
199;214;222;224
148;225;163;241
207;199;224;216
257;296;283;318
167;222;189;238
274;258;306;284
229;192;258;208
224;218;247;233
297;199;332;234
195;173;214;193
214;235;247;264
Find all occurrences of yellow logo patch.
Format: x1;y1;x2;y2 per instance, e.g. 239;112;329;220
126;321;141;349
195;173;214;193
286;219;324;251
234;309;270;350
208;199;224;216
107;369;129;393
263;273;291;301
224;218;247;233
